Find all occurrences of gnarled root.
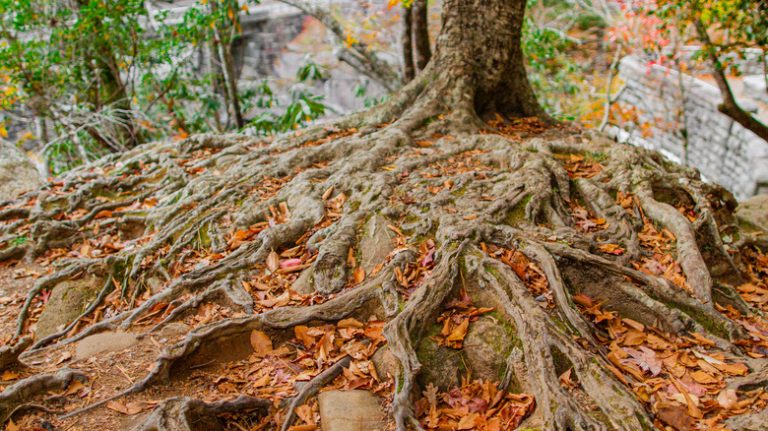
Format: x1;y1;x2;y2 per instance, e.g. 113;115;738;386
129;395;270;431
0;369;87;423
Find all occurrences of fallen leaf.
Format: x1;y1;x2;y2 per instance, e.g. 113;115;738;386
353;267;365;284
1;370;19;381
689;370;718;385
106;400;147;415
457;412;480;430
267;250;280;272
717;388;738;409
280;258;303;270
94;209;113;219
656;402;694;431
250;330;273;357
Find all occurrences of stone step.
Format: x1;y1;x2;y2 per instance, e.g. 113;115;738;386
318;390;386;431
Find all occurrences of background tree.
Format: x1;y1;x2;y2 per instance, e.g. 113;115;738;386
650;0;768;141
0;0;329;173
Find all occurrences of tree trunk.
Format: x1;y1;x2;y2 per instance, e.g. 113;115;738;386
411;0;432;72
3;2;768;431
401;5;416;82
76;0;140;150
425;0;545;119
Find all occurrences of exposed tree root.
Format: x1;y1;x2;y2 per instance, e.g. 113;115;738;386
129;395;270;431
1;46;767;431
0;337;31;370
280;355;352;431
0;369;87;422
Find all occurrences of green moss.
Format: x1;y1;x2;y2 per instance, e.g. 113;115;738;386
196;223;212;249
664;300;731;339
402;214;420;225
505;194;532;225
549;345;574;377
585;151;608;163
451;185;468;197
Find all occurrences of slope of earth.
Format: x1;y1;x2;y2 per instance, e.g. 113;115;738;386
0;112;767;431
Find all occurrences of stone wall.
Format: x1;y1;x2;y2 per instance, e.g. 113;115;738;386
615;55;768;200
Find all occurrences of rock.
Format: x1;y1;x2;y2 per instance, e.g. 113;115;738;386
736;194;768;232
359;215;395;273
75;331;139;360
463;316;513;382
0;141;42;202
371;346;399;379
291;267;315;295
318;390;386;431
415;336;461;390
35;275;103;338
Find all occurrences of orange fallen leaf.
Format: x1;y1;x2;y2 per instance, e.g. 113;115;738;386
250;330;273;357
353;267;365;284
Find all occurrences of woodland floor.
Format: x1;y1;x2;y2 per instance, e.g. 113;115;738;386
1;115;768;431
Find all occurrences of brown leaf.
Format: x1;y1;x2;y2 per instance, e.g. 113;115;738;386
250;330;273;357
106;400;147;415
717;388;738;409
446;318;469;345
266;250;280;273
689;370;718;385
559;368;578;390
457;412;480;430
1;370;19;381
94;209;113;219
337;318;364;329
353;267;365;284
656;403;694;431
294;325;316;347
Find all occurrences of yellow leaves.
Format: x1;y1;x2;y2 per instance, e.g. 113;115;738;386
249;329;273;357
343;31;358;47
1;370;19;381
0;123;7;138
598;243;625;255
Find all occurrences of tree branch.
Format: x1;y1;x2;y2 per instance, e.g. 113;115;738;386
694;20;768;142
277;0;402;91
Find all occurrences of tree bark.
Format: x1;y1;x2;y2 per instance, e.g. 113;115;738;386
412;0;546;120
209;0;245;130
76;0;140;150
411;0;432;72
401;5;416;82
